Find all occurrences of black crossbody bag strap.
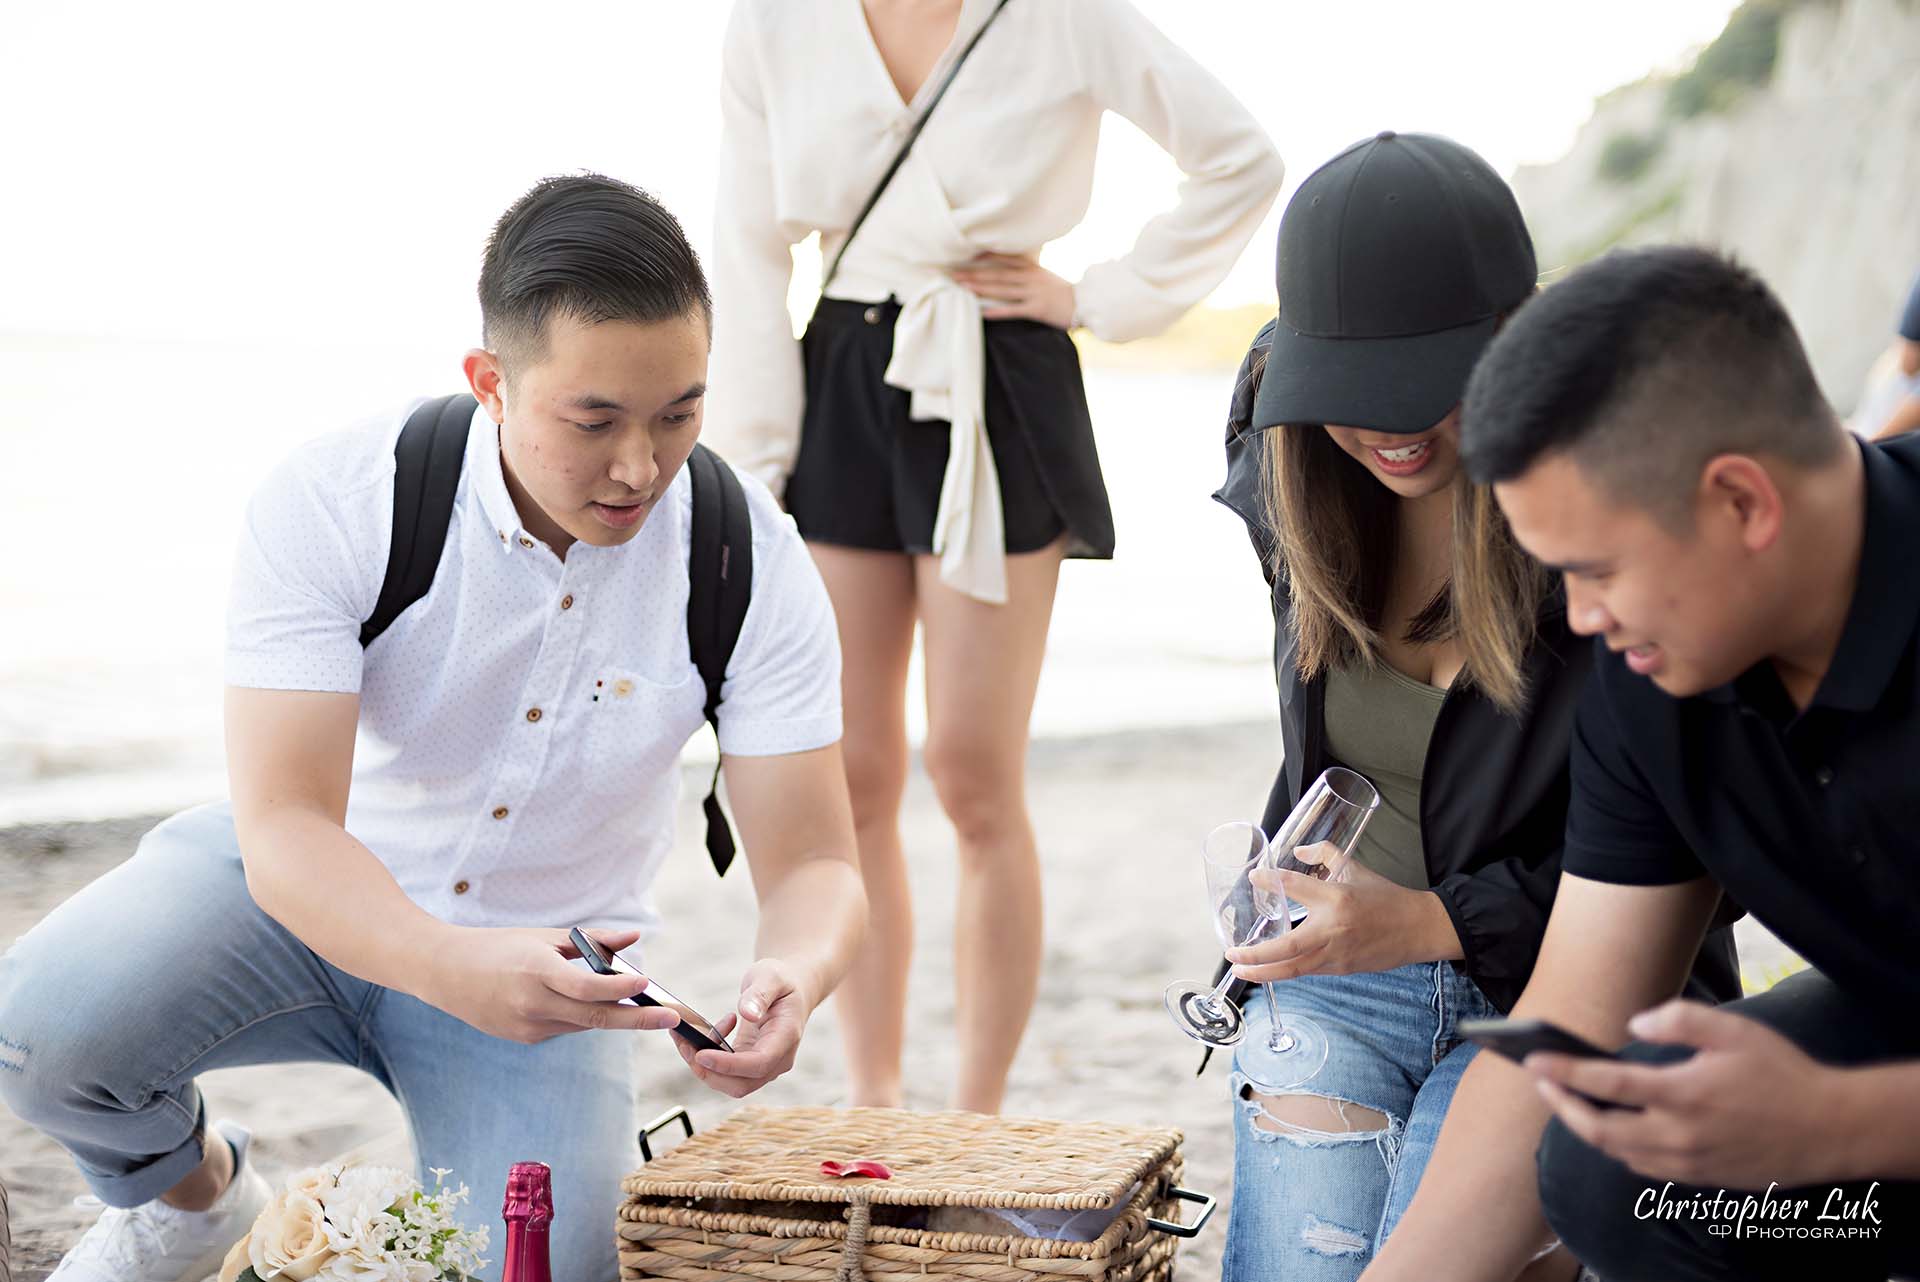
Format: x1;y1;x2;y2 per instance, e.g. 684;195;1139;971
820;0;1015;295
362;393;475;648
686;443;754;877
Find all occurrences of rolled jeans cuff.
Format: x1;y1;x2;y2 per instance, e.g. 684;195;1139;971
77;1093;210;1209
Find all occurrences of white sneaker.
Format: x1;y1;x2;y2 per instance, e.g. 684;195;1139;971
50;1119;272;1282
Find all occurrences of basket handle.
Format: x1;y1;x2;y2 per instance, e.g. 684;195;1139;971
836;1194;874;1282
637;1107;695;1163
1145;1185;1216;1238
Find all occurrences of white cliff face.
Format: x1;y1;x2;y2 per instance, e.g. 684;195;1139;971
1512;0;1920;411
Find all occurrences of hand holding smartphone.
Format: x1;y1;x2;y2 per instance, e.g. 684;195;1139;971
569;927;735;1055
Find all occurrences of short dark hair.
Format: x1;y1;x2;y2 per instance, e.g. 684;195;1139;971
479;174;712;371
1459;246;1842;521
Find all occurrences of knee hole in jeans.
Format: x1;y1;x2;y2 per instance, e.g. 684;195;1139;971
1241;1083;1391;1137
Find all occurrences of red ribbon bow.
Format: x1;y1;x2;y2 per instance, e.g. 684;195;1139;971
819;1159;894;1180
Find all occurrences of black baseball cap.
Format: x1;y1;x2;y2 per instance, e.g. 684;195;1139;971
1252;131;1537;434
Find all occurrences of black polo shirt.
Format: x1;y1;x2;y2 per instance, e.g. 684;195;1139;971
1564;434;1920;1008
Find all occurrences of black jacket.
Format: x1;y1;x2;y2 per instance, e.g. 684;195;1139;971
1212;329;1740;1013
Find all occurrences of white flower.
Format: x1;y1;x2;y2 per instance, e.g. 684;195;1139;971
316;1254;437;1282
247;1190;335;1281
321;1165;413;1226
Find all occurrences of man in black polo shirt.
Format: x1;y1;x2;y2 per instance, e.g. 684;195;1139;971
1358;246;1920;1282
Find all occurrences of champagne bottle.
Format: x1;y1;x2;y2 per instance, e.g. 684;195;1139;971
499;1161;553;1282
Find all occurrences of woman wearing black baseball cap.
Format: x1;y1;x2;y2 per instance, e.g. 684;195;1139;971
1208;132;1741;1280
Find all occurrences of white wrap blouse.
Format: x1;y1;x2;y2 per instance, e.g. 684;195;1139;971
707;0;1283;600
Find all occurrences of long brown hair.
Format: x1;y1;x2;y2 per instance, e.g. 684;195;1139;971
1253;355;1549;713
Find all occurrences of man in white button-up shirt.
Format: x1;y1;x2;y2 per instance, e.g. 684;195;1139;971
0;175;865;1282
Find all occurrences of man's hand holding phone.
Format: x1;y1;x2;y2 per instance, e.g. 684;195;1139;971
422;926;683;1044
449;926;816;1097
1525;998;1860;1190
568;927;736;1053
668;957;815;1099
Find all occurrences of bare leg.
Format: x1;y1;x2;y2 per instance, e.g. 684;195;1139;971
159;1126;233;1211
811;544;920;1108
916;541;1064;1114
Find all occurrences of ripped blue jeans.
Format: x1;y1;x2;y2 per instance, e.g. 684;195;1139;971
1223;962;1496;1281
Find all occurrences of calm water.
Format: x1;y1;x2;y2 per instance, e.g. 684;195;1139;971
0;334;1276;824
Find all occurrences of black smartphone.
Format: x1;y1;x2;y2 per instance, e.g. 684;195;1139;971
1459;1017;1614;1063
568;927;734;1055
1458;1017;1637;1111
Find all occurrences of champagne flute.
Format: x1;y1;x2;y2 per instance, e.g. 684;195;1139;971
1251;767;1381;1063
1163;822;1283;1050
1267;767;1383;914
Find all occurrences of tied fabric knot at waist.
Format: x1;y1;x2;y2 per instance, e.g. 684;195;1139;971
884;277;1006;604
824;148;1026;605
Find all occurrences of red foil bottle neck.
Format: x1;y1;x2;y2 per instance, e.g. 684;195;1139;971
502;1161;555;1228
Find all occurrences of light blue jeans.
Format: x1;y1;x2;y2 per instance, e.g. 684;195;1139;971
1222;962;1498;1281
0;803;638;1282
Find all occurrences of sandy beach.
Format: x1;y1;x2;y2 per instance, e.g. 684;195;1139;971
0;720;1797;1281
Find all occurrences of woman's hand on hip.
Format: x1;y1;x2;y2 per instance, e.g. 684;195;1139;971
1225;850;1463;981
950;253;1076;329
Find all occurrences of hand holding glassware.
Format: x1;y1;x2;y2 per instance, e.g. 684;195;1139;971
1164;769;1380;1088
1265;767;1383;921
1249;767;1379;1079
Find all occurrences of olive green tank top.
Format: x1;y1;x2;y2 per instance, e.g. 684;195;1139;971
1322;661;1447;891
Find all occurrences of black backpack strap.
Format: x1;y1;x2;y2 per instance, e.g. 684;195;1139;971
361;394;476;648
686;443;754;877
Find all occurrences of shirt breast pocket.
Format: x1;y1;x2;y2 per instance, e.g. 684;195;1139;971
580;668;704;799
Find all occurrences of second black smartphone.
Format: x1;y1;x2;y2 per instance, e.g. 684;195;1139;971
1458;1016;1615;1064
568;927;734;1055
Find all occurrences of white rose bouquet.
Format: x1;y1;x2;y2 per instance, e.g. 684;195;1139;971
216;1165;489;1282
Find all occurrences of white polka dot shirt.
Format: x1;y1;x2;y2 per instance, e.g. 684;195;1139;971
225;401;843;932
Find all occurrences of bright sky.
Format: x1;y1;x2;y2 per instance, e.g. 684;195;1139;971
3;1;1739;346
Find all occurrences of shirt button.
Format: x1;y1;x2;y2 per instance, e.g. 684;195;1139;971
863;305;882;325
1814;767;1834;787
491;805;509;820
526;707;543;723
561;594;574;610
518;535;535;550
453;879;471;895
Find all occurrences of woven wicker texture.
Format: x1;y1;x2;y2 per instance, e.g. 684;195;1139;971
1;1174;12;1282
620;1108;1181;1211
618;1168;1183;1278
617;1109;1186;1282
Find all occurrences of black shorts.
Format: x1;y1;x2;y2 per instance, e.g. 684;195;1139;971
786;297;1115;559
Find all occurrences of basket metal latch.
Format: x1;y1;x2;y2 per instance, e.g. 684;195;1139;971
637;1107;695;1162
1145;1185;1217;1238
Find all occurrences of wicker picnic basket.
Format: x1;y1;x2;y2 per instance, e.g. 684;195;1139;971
1;1173;12;1282
616;1106;1210;1281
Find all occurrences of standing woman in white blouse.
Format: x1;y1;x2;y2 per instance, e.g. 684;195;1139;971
707;0;1283;1112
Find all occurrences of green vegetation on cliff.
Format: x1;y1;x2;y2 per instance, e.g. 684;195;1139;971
1598;130;1665;184
1664;0;1795;120
1591;0;1832;186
